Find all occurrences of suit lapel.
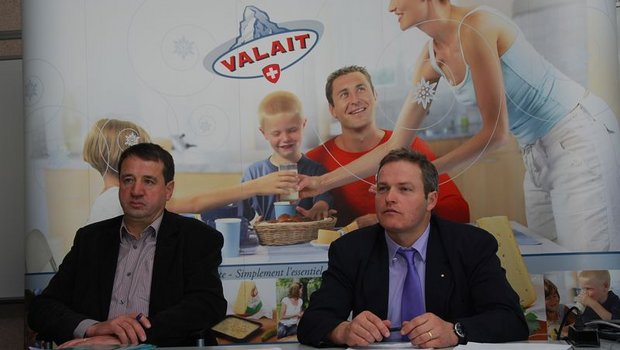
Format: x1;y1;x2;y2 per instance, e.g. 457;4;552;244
424;223;453;316
149;211;177;314
361;228;390;318
99;218;121;319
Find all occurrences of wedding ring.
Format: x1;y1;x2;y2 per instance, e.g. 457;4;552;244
428;331;433;339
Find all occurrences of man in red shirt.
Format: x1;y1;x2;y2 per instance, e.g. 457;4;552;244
307;65;469;227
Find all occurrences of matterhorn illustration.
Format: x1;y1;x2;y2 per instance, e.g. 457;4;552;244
231;6;289;49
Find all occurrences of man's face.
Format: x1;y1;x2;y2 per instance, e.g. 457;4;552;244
119;155;174;226
328;72;377;131
578;277;609;303
375;160;437;237
260;113;305;161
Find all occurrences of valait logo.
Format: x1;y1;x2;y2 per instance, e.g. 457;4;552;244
204;5;323;84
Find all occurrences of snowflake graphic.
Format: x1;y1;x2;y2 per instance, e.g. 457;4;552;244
198;117;214;134
173;36;195;60
412;78;437;109
124;132;140;147
24;78;39;103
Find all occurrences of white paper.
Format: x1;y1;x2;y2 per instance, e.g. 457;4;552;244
455;342;571;350
348;342;430;349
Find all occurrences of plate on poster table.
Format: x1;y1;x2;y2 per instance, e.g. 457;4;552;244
310;240;330;250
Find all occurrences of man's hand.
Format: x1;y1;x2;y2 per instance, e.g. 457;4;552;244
253;171;298;196
400;312;458;348
85;313;151;344
297;174;324;199
58;335;121;349
329;311;391;347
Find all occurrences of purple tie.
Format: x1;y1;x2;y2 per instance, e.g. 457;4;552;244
398;248;425;324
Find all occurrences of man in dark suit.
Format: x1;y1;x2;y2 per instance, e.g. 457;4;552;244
298;148;528;348
28;143;226;347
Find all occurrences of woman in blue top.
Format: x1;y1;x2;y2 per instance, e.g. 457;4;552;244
301;0;619;251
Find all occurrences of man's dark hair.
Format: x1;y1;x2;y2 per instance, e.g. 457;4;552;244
118;143;175;183
325;65;375;107
377;148;438;197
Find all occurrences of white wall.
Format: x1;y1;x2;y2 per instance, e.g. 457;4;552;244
0;59;25;299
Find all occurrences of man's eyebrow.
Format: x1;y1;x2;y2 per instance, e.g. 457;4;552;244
377;181;414;186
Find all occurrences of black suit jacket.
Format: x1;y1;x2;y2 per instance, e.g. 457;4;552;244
28;210;227;347
298;215;528;346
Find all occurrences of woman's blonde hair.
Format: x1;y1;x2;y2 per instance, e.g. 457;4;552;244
288;282;302;299
83;118;151;176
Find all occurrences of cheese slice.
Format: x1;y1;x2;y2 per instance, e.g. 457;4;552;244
316;229;340;244
476;216;536;308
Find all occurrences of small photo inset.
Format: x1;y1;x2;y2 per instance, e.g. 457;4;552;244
274;277;321;342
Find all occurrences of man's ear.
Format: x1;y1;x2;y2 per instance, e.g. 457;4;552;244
328;104;338;120
165;180;175;201
426;190;438;211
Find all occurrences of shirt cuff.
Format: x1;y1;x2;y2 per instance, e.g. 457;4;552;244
74;319;98;338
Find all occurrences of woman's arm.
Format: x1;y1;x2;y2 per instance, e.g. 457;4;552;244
432;12;513;174
280;301;289;320
300;50;440;197
167;171;298;213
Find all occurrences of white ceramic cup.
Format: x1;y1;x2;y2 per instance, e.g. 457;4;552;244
215;218;241;258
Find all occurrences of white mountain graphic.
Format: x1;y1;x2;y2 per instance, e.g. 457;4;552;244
231;6;288;49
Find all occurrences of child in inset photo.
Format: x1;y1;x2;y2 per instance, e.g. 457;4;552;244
544;278;574;339
544;278;573;324
576;270;620;323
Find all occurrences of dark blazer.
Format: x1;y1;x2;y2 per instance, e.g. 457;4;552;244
298;215;528;346
28;210;227;347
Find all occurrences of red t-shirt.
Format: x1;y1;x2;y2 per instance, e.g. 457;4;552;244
306;130;470;226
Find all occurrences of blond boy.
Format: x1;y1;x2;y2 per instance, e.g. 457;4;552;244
240;91;332;221
576;270;620;322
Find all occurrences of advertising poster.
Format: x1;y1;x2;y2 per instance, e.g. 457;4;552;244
23;0;620;346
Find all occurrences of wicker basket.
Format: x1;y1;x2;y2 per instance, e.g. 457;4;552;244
254;217;337;246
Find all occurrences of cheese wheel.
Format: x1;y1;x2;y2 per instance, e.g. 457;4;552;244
476;216;536;308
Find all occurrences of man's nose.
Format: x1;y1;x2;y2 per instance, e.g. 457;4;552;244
130;182;144;195
384;188;397;202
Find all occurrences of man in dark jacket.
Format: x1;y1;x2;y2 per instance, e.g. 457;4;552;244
298;148;528;348
29;143;226;347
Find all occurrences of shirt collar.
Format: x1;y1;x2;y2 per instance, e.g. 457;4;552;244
120;212;164;241
385;223;431;263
